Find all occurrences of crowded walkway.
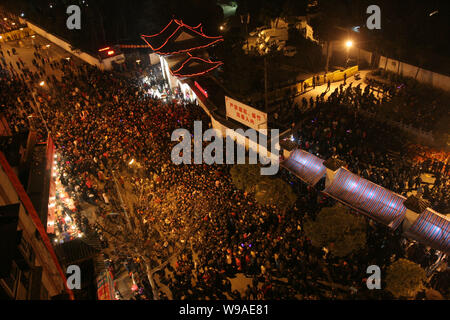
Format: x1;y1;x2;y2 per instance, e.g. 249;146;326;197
1;28;448;300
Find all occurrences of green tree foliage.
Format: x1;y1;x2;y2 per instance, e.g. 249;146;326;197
280;0;308;18
220;45;264;97
230;164;261;193
230;164;296;210
304;205;367;257
254;177;296;210
385;258;427;299
287;29;324;72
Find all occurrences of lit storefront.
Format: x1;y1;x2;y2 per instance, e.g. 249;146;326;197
47;150;84;244
141;19;224;102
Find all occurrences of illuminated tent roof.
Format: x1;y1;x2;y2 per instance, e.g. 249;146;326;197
141;19;224;55
405;209;450;254
170;53;223;78
281;149;326;186
324;168;407;229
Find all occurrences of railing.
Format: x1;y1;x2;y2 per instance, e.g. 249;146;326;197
0;26;33;42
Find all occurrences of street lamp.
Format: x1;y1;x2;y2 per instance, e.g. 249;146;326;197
345;40;353;67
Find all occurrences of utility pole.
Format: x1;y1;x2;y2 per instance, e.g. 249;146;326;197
246;13;250;52
111;171;133;232
30;90;50;134
241;13;250;52
325;41;331;73
264;55;268;113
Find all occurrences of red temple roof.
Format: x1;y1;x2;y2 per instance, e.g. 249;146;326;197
169;53;223;78
141;19;223;55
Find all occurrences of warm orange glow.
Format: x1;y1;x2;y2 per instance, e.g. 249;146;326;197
98;47;111;52
107;50;115;56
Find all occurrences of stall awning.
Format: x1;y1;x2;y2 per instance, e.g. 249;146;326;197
405;209;450;254
324;168;407;229
281;149;326;186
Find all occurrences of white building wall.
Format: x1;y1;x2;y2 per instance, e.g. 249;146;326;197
25;20;118;71
378;56;450;92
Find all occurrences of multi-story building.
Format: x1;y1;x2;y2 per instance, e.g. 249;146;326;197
0;132;73;300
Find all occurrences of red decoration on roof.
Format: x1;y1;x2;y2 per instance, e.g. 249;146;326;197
141;19;223;55
170;55;223;78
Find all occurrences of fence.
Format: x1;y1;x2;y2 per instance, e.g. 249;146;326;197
378;56;450;92
23;20;123;71
357;108;436;147
325;42;450;92
0;27;34;43
303;65;359;87
251;65;360;106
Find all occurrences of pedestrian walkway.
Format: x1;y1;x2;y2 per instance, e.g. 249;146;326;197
294;70;372;110
1;33;82;80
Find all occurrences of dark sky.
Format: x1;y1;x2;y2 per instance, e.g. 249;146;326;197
1;0;448;72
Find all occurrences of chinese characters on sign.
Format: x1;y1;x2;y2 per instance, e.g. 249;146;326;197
225;96;267;131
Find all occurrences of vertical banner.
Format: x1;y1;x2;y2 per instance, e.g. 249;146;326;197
97;271;115;300
225;96;267;131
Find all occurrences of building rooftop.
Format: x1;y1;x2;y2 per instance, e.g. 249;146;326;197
141;19;223;56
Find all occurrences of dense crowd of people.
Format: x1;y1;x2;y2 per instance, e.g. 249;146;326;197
0;12;20;34
365;70;450;133
273;70;450;136
0;31;449;301
291;82;449;214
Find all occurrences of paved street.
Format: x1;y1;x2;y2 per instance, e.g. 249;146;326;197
294;69;373;109
1;33;83;79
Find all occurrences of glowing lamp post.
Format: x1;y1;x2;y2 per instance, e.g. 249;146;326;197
345;40;353;67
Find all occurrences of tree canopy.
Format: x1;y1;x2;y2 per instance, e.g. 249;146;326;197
230;164;296;210
254;177;296;211
304;205;367;257
385;258;427;299
229;164;261;193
